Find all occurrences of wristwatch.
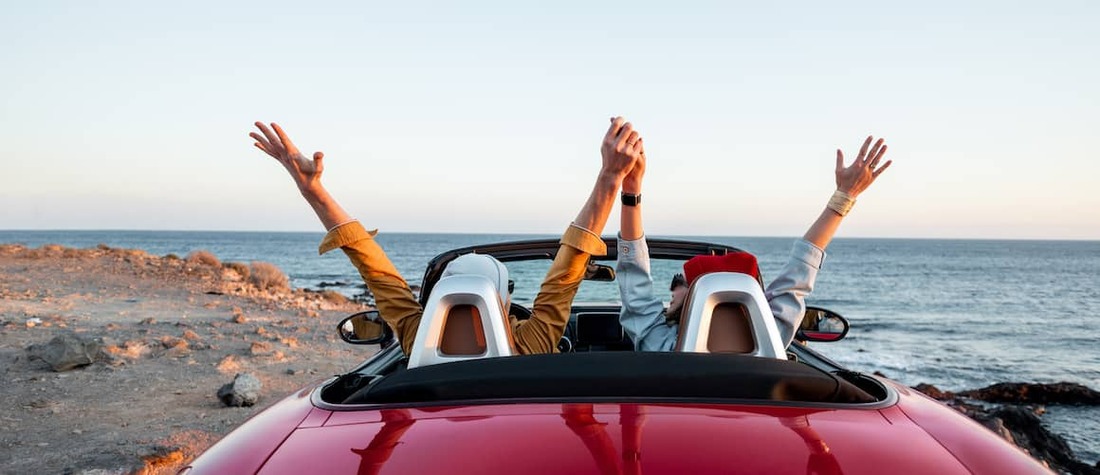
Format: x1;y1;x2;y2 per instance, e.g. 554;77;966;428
621;193;641;207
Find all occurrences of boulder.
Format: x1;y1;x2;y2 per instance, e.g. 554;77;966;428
912;383;954;400
959;382;1100;406
27;333;101;371
217;373;262;407
914;381;1100;475
992;406;1100;475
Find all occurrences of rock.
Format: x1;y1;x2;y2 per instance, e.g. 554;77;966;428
959;382;1100;406
912;383;955;400
991;406;1100;475
181;329;202;341
231;313;247;324
915;381;1100;475
215;354;241;374
217;373;262;407
27;333;101;371
164;340;190;358
159;336;185;349
249;341;273;356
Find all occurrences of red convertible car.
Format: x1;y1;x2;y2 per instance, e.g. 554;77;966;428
182;238;1050;474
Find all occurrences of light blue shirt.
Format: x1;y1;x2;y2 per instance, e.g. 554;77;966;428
616;236;825;351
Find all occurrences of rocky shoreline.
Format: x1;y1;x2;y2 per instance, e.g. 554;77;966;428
1;243;1097;474
911;381;1100;475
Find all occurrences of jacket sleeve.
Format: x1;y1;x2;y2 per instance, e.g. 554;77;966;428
765;239;826;347
319;221;424;356
515;224;607;354
616;236;678;351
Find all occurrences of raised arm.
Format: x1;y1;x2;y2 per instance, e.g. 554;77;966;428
250;121;352;230
767;135;894;346
615;138;676;351
251;121;422;354
802;135;893;248
516;117;643;354
620;137;645;240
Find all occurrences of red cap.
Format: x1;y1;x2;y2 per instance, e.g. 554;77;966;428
682;252;762;287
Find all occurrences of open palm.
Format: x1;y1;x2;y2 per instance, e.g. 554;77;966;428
250;122;324;191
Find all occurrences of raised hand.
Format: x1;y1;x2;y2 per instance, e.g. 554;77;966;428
623;137;646;194
835;136;892;198
601;117;644;181
250;122;325;193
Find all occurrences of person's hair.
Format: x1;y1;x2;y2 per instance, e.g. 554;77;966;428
670;273;687;291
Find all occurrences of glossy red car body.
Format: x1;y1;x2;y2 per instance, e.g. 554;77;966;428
185;378;1049;474
183;238;1051;474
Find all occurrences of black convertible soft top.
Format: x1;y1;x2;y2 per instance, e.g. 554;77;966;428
343;352;876;405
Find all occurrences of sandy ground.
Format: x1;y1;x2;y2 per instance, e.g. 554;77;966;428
0;244;375;474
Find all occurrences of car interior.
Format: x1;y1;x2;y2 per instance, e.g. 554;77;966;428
319;238;891;409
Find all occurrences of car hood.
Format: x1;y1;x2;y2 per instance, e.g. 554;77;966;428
259;403;973;475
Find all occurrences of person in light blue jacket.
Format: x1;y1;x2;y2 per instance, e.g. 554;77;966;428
617;136;894;351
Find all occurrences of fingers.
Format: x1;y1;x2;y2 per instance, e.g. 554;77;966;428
253;142;274;158
856;135;873;164
869;144;888;169
313;151;325;172
872;159;893;178
255;122;281;149
629;136;645;160
865;138;885;167
605;116;625;141
616;123;636;148
271;123;299;154
249;132;273;151
624;130;640;149
835;149;844;173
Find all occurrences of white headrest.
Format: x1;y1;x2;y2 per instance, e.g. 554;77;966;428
442;253;510;309
407;274;516;369
675;272;786;359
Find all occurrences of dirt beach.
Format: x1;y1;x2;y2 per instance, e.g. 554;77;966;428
0;244;374;474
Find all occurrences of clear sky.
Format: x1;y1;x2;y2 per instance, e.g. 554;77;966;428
1;1;1097;239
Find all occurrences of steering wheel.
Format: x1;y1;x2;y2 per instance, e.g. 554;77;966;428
508;302;572;352
509;302;533;321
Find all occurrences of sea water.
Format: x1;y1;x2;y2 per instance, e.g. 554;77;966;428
1;230;1097;463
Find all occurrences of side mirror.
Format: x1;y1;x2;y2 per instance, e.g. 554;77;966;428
585;263;616;282
797;307;849;342
337;310;394;346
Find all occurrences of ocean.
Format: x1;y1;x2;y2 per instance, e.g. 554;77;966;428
1;230;1097;463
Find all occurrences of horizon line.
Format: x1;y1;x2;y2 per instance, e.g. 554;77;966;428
1;228;1098;243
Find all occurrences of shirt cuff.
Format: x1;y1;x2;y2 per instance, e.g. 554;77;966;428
791;239;826;269
616;233;646;258
318;220;379;255
561;223;607;256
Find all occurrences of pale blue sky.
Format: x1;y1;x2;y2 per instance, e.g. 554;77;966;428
2;1;1097;239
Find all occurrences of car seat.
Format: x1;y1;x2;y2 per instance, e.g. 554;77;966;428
406;274;517;369
674;272;785;359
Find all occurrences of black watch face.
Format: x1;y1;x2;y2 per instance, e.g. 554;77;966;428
621;194;640;206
